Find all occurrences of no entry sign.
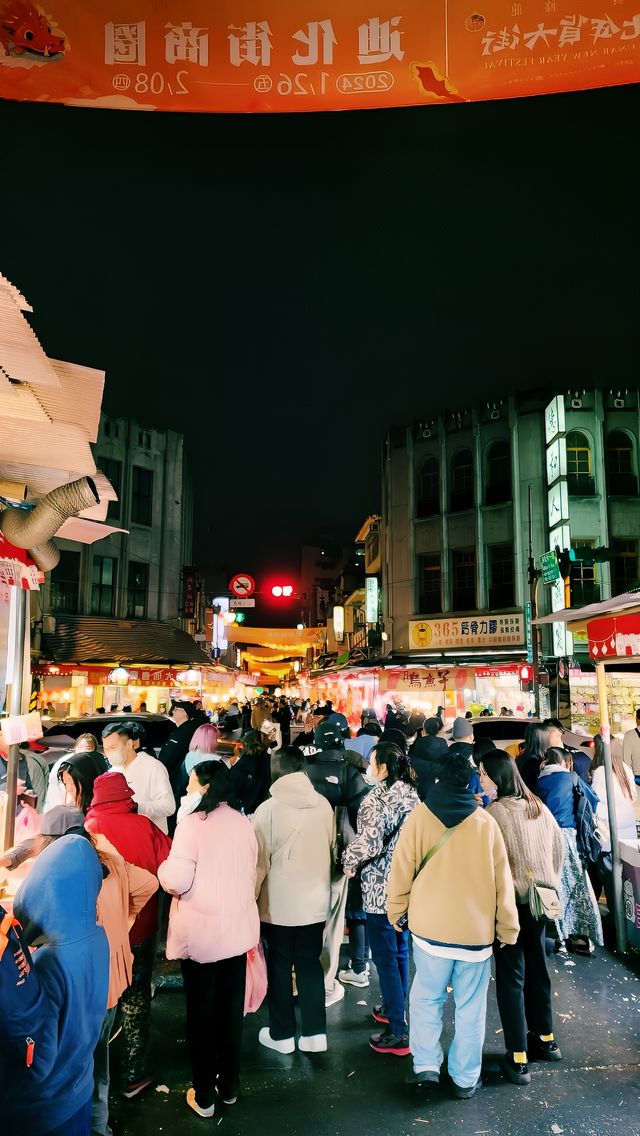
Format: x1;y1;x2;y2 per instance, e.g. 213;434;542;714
229;573;256;598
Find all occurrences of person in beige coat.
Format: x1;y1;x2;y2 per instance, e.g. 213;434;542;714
252;749;335;1055
387;750;519;1099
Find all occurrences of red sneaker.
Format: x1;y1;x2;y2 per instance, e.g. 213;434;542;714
369;1029;411;1057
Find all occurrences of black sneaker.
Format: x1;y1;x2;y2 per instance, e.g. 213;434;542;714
405;1069;440;1087
372;1003;389;1025
369;1028;411;1057
452;1079;481;1099
527;1033;562;1062
501;1053;531;1085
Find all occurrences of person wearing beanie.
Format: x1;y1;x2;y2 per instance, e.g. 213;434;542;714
84;772;172;1102
410;717;448;800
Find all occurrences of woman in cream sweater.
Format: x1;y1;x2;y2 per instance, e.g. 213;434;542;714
479;749;563;1089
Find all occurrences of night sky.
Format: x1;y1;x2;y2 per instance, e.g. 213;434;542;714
1;84;638;586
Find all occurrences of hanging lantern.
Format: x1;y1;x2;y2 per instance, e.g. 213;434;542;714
175;668;201;686
108;666;130;685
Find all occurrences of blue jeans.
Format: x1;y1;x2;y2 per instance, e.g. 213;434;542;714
366;912;409;1037
410;948;491;1089
92;1004;117;1136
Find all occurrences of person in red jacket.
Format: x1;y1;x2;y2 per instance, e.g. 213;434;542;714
84;771;172;1100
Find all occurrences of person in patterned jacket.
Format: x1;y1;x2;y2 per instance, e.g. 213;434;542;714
343;741;419;1057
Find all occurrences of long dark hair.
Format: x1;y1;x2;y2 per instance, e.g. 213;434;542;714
592;735;633;800
372;741;416;788
193;760;239;816
524;723;550;759
480;751;542;819
57;752;107;813
240;729;268;758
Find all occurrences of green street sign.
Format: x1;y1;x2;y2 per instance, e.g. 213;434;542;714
540;550;561;584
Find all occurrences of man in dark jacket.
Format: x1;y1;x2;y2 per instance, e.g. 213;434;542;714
158;701;206;820
305;720;369;1007
410;717;448;800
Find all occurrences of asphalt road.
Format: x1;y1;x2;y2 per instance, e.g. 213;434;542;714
109;940;640;1136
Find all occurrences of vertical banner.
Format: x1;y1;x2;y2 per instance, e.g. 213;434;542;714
0;2;638;113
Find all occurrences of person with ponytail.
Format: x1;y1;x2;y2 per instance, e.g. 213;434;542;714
343;741;420;1057
479;751;563;1087
158;761;259;1119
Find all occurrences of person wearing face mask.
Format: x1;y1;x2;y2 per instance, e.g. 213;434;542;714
101;722;175;835
177;751;221;823
343;742;420;1056
44;733;102;813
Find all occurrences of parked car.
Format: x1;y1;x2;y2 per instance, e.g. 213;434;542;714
42;712;174;760
462;717;594;757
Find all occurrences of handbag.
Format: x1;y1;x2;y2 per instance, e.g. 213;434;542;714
527;874;561;921
244;941;268;1016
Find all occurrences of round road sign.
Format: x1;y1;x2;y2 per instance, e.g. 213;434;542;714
229;573;256;598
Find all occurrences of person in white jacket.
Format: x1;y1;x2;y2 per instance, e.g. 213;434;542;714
252;748;335;1055
102;722;175;834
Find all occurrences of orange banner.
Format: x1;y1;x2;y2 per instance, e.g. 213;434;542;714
0;2;638;112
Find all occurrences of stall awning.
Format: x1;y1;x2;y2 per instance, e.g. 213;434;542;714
533;590;640;632
41;615;211;665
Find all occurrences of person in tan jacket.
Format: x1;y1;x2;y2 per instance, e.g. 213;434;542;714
387;750;519;1099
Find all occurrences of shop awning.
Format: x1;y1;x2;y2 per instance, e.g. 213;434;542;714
41;615;211;665
533;590;640;632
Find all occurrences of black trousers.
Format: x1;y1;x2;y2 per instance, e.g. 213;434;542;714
493;902;553;1054
181;953;247;1107
262;922;326;1040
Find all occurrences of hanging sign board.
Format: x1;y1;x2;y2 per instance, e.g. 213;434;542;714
0;2;638;114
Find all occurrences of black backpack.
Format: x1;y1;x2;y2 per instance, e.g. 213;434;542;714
572;774;602;865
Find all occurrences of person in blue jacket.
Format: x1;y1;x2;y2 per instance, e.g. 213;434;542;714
536;747;603;956
6;834;109;1135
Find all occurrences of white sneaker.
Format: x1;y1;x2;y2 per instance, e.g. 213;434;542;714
325;982;346;1007
339;967;370;988
258;1027;295;1054
186;1088;215;1118
299;1033;328;1053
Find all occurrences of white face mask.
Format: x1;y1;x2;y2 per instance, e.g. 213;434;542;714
107;747;127;768
177;791;201;824
64;789;77;807
364;768;378;786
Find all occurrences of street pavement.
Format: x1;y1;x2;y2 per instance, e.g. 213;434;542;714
110;945;640;1136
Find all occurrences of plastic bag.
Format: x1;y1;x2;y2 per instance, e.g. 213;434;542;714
244;941;267;1015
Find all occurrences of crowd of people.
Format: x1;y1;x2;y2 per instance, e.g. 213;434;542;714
1;694;637;1131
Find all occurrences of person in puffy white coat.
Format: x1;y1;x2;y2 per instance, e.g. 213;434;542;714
159;760;259;1118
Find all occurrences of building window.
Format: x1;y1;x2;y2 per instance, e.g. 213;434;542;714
606;431;638;495
612;539;640;595
450;449;474;512
418;554;441;613
103;419;119;439
570;540;600;607
485;440;511;505
99;456;122;522
127;561;148;619
566;431;595;496
91;556;117;617
451;548;476;610
417;456;439;517
137;430;151;449
49;550;80;614
488;544;515;608
131;466;153;526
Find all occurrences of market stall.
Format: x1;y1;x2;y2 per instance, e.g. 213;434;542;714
535;592;640;954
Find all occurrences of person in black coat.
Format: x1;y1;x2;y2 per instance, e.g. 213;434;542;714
304;720;369;828
229;730;271;814
158;701;206;810
409;717;448;800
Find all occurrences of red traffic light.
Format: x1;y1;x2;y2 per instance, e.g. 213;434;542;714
271;584;294;598
519;664;533;682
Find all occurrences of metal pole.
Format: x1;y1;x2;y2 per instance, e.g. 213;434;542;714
528;484;540;716
595;660;626;954
3;586;28;852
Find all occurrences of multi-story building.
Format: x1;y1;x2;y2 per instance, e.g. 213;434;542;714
382;388;640;721
44;414;194;628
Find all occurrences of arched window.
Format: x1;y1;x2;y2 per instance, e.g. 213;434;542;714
450;449;474;512
566;431;595;496
607;430;638;495
417;456;439;517
485;439;511;505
